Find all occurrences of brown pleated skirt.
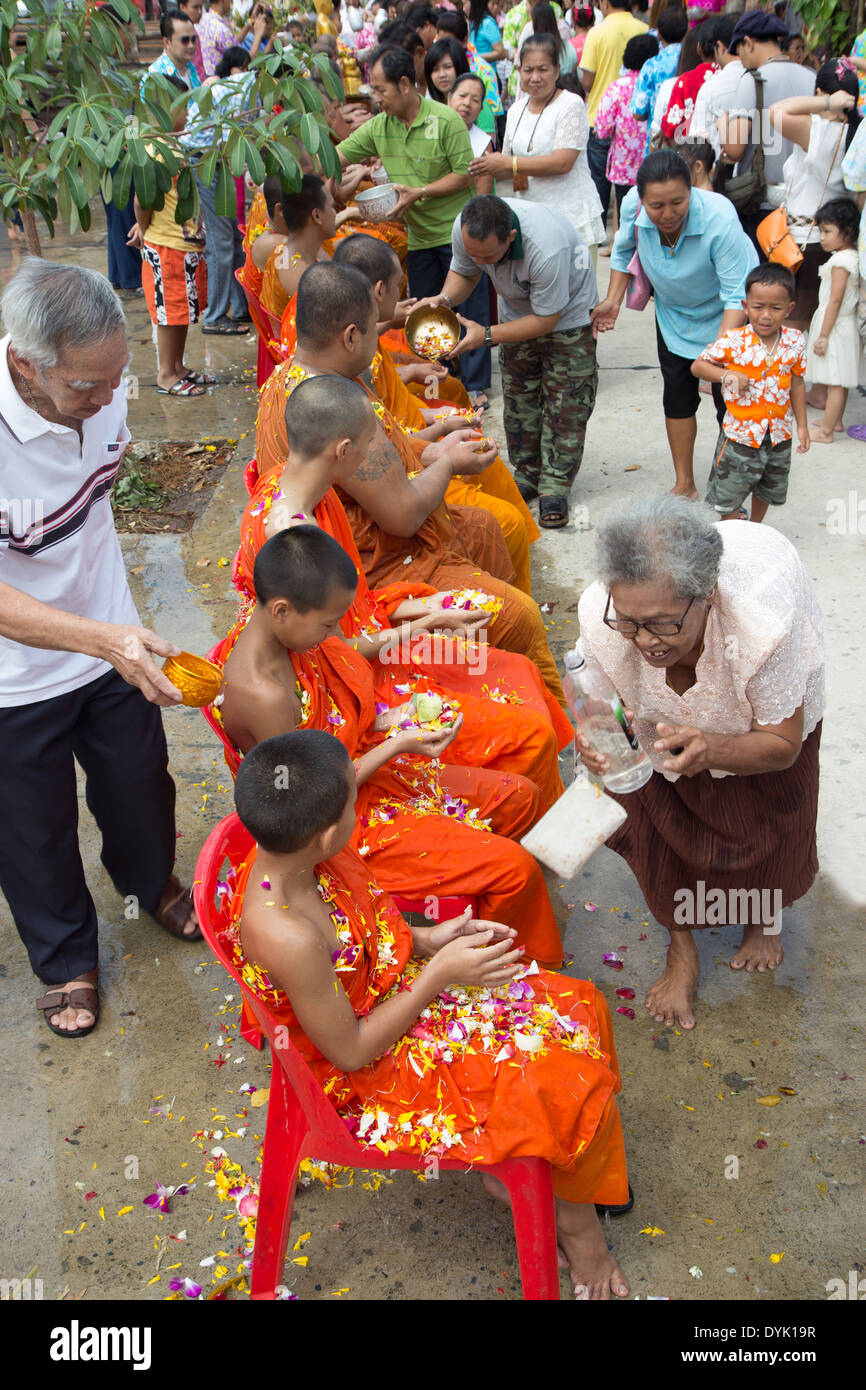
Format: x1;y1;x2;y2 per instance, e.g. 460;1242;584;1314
606;724;821;931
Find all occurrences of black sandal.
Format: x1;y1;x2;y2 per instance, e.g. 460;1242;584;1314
515;478;538;503
538;495;569;529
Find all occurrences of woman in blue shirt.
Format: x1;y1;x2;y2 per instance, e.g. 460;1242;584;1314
466;0;505;62
592;150;757;497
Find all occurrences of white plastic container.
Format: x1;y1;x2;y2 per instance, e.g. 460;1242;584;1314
520;772;627;879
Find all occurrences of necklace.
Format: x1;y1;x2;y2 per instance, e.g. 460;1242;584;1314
660;226;682;255
762;329;781;362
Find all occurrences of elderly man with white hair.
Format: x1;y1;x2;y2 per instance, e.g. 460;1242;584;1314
0;259;200;1040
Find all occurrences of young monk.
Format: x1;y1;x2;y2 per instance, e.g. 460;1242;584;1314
256;262;567;707
260;176;338;325
237;374;574;808
332;232;539;594
216;526;566;967
231;730;631;1300
240;185;269;300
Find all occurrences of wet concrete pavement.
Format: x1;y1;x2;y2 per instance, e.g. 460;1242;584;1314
0;208;863;1303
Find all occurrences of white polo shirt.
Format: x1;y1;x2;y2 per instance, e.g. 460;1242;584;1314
0;336;139;706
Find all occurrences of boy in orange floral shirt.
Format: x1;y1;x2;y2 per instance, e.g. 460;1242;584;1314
692;265;810;523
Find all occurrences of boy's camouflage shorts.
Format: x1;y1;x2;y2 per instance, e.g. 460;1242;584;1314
705;429;793;512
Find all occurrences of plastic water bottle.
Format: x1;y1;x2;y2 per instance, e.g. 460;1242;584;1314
564;642;653;794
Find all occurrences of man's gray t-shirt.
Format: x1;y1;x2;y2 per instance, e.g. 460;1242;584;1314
449;198;598;332
716;58;815;192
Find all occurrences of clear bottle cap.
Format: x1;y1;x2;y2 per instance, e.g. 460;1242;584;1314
564;643;585;672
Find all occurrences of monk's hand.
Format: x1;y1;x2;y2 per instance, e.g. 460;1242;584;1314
434;411;479;436
431;928;524;990
394;713;464;759
447;315;485;359
654;722;716;776
443;434;498;476
426;910;518;953
427;606;488;635
99;624;184;707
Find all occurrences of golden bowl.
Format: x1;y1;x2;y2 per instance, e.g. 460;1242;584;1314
163;652;223;707
405;304;460;361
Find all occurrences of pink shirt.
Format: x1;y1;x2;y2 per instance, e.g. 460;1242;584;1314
593;71;645;187
197;9;234;78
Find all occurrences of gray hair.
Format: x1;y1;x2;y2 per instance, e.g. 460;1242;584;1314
1;258;126;372
595;494;723;600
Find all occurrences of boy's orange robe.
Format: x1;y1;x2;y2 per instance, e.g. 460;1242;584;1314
228;842;628;1204
256;358;566;707
277;299;537;595
260;246;292;324
239;188;268;300
236;471;572;810
370;343;538;595
214;625;565;967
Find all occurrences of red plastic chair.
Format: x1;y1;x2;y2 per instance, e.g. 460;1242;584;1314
194;813;560;1300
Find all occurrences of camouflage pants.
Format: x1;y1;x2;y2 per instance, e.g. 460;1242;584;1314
500;323;598;496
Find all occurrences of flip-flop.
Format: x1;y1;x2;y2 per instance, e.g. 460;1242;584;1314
154;874;202;941
156;377;206;397
184;370;216;386
470;391;490;412
538;494;569;529
847;424;866;441
36;979;100;1039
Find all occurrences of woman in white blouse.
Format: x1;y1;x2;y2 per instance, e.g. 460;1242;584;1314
577;495;824;1032
468;33;604;258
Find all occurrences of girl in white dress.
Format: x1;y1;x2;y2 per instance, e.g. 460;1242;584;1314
807;197;861;444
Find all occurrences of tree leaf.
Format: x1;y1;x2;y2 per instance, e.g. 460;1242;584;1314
214;158;234;216
111;155;133;212
243;138;265;188
228;131;246;178
300;112;320;154
46;22;62;61
198;145;219;190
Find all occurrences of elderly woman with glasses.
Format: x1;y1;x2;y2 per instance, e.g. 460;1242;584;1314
576;495;824;1031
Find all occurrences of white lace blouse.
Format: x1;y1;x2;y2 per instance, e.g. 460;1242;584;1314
503;90;605;247
577;522;825;781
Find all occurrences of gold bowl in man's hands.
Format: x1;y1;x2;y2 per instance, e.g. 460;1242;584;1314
163;652;223;707
405;304;460;361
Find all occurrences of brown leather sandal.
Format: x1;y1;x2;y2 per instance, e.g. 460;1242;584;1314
36;979;100;1039
154;874;202;942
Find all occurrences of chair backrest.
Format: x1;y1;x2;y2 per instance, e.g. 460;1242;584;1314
194;813;364;1155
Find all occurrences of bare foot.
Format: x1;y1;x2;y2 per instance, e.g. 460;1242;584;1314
805;387;827;409
41;969;98;1033
670;484;699;500
809;427;836;445
598;243;612;259
645;932;699;1029
556;1200;629;1300
730;921;783;972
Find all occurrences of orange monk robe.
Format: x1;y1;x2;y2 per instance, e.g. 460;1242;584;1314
236;472;572;810
256;359;566;707
260;244;297;323
239;188;268;300
370;343;539;595
229;843;629;1204
214;624;565;966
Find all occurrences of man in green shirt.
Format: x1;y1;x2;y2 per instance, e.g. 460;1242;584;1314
336;45;492;406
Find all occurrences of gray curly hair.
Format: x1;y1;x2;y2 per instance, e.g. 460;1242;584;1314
1;257;125;372
595;494;722;600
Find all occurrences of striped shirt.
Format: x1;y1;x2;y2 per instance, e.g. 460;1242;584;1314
338;98;474;250
0;336;138;706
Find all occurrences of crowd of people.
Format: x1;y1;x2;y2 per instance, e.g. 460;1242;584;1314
2;0;860;1301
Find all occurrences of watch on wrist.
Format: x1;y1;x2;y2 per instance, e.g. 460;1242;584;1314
483;325;493;346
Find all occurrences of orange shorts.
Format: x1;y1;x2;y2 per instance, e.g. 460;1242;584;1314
141;241;207;327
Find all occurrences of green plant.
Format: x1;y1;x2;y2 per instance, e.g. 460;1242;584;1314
0;0;344;256
790;0;860;56
112;465;169;513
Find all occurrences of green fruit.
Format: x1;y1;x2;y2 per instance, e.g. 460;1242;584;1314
414;693;443;723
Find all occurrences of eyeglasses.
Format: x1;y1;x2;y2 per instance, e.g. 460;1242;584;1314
176;35;197;43
602;592;697;638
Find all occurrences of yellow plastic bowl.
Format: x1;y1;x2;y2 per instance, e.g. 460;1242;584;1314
163;652;223;707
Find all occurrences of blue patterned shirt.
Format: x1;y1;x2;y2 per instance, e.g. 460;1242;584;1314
630;43;680;155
